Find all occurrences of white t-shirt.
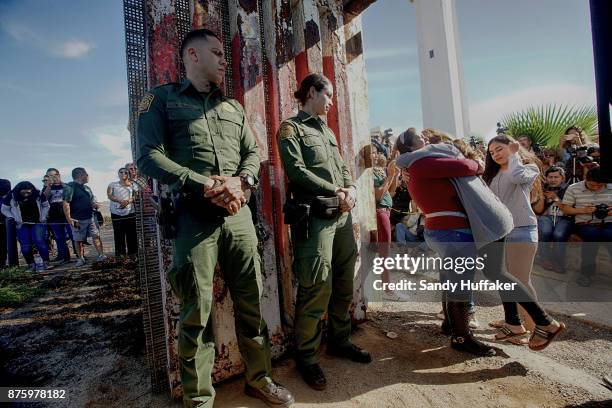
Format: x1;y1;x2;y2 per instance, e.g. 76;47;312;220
108;181;135;216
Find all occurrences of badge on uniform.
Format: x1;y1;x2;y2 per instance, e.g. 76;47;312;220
221;101;236;113
279;123;294;140
138;93;155;114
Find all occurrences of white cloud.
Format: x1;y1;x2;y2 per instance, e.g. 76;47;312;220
1;19;93;59
51;39;93;59
83;125;133;199
469;83;596;140
4;140;78;148
365;46;417;60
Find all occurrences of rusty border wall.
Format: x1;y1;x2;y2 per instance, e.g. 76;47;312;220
124;0;378;398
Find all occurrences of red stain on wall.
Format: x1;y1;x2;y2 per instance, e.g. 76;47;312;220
264;60;287;256
231;33;245;105
323;55;340;144
149;14;181;86
294;51;309;85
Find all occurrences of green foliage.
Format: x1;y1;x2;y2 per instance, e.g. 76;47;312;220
499;104;598;148
0;267;45;307
0;266;31;282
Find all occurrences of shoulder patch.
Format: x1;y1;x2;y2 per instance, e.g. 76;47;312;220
138;93;155;114
279;122;295;140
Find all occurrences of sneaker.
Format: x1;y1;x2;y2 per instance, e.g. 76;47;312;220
43;262;55;270
296;363;326;391
27;263;36;272
57;259;71;266
382;290;411;302
244;381;294;407
75;258;86;267
96;254;107;262
327;343;372;363
468;314;480;329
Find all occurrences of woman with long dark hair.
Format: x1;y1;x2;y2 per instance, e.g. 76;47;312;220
483;134;565;346
277;73;370;391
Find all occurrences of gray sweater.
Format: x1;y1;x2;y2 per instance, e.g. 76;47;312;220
396;143;514;248
489;153;540;228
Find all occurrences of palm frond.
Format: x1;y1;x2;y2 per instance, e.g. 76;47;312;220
499;104;598;148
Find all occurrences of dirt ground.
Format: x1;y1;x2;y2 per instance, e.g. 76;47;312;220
1;226;611;407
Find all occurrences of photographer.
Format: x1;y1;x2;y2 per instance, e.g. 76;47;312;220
559;126;593;183
560;165;612;287
534;166;573;272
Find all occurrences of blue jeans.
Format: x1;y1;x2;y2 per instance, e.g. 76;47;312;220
16;224;49;264
506;225;538;243
50;222;73;261
576;223;612;277
424;228;476;308
537;216;573;267
396;223;420;243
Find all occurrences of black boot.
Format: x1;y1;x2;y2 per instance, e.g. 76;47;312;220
447;301;496;357
441;299;451;335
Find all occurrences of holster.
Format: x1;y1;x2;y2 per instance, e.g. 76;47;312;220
283;199;311;240
311;196;340;219
158;193;177;239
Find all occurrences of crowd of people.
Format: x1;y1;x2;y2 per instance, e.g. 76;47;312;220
0;163;145;271
371;126;607;353
2;26;607;407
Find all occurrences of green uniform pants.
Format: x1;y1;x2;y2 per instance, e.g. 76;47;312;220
168;206;272;408
292;211;358;365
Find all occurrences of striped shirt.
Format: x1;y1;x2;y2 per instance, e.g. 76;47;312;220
562;181;612;224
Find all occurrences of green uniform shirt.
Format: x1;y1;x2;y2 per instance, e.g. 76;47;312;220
278;110;354;199
136;79;259;193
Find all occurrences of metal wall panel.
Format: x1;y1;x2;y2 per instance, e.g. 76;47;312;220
128;0;376;399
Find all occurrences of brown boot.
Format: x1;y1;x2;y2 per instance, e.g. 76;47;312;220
447;301;496;357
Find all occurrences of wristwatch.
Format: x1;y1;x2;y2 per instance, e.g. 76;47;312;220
240;173;258;191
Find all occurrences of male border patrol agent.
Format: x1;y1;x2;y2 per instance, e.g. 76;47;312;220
136;29;294;408
277;73;371;391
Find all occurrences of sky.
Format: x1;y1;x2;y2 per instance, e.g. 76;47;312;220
362;0;596;139
0;0;597;199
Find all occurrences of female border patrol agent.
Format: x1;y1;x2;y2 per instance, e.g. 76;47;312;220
277;73;372;391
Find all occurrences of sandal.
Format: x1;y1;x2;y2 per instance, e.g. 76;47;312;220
528;322;566;351
488;319;505;329
495;326;529;345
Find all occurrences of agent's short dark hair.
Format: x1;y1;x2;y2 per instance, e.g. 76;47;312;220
72;167;87;180
46;168;59;174
545;166;565;178
294;73;331;105
585;164;603;183
180;29;220;59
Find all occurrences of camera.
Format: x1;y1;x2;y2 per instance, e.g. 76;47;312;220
567;145;593;164
593;204;609;220
496;122;508;135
